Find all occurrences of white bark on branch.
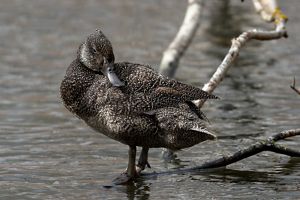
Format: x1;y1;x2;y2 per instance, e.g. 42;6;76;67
252;0;278;22
252;0;288;31
159;0;203;77
193;2;288;108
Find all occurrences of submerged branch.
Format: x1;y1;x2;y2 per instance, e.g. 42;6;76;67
142;129;300;177
191;129;300;170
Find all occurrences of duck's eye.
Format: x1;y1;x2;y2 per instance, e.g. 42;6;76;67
91;48;97;54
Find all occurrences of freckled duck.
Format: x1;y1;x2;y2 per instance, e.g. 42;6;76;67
60;29;217;183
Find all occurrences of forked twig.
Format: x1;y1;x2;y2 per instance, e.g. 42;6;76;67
290;77;300;95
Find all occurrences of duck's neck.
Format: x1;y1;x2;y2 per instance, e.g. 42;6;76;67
60;58;96;117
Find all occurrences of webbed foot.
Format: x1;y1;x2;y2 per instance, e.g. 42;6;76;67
112;172;135;185
137;159;151;171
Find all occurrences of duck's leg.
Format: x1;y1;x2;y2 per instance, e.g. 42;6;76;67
137;147;151;171
127;145;137;177
112;145;137;185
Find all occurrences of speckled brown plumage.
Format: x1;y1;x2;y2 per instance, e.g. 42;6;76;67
60;29;217;182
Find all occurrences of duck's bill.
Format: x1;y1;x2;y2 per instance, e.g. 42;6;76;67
102;57;124;87
107;70;124;87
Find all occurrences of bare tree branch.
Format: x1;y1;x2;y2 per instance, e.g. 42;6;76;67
158;0;289;108
188;128;300;170
193;2;288;108
159;0;204;77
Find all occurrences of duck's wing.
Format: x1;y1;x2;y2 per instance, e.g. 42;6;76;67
116;63;218;100
127;86;213;115
161;79;218;100
113;63;218;114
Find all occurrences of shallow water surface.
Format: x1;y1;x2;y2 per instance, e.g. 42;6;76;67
0;0;300;199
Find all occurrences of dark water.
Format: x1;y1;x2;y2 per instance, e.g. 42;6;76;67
0;0;300;199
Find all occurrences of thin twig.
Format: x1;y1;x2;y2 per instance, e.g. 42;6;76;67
290;77;300;95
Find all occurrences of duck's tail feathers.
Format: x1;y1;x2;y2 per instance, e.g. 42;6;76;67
190;127;217;140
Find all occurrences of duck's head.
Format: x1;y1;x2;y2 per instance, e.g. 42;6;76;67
78;29;124;86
